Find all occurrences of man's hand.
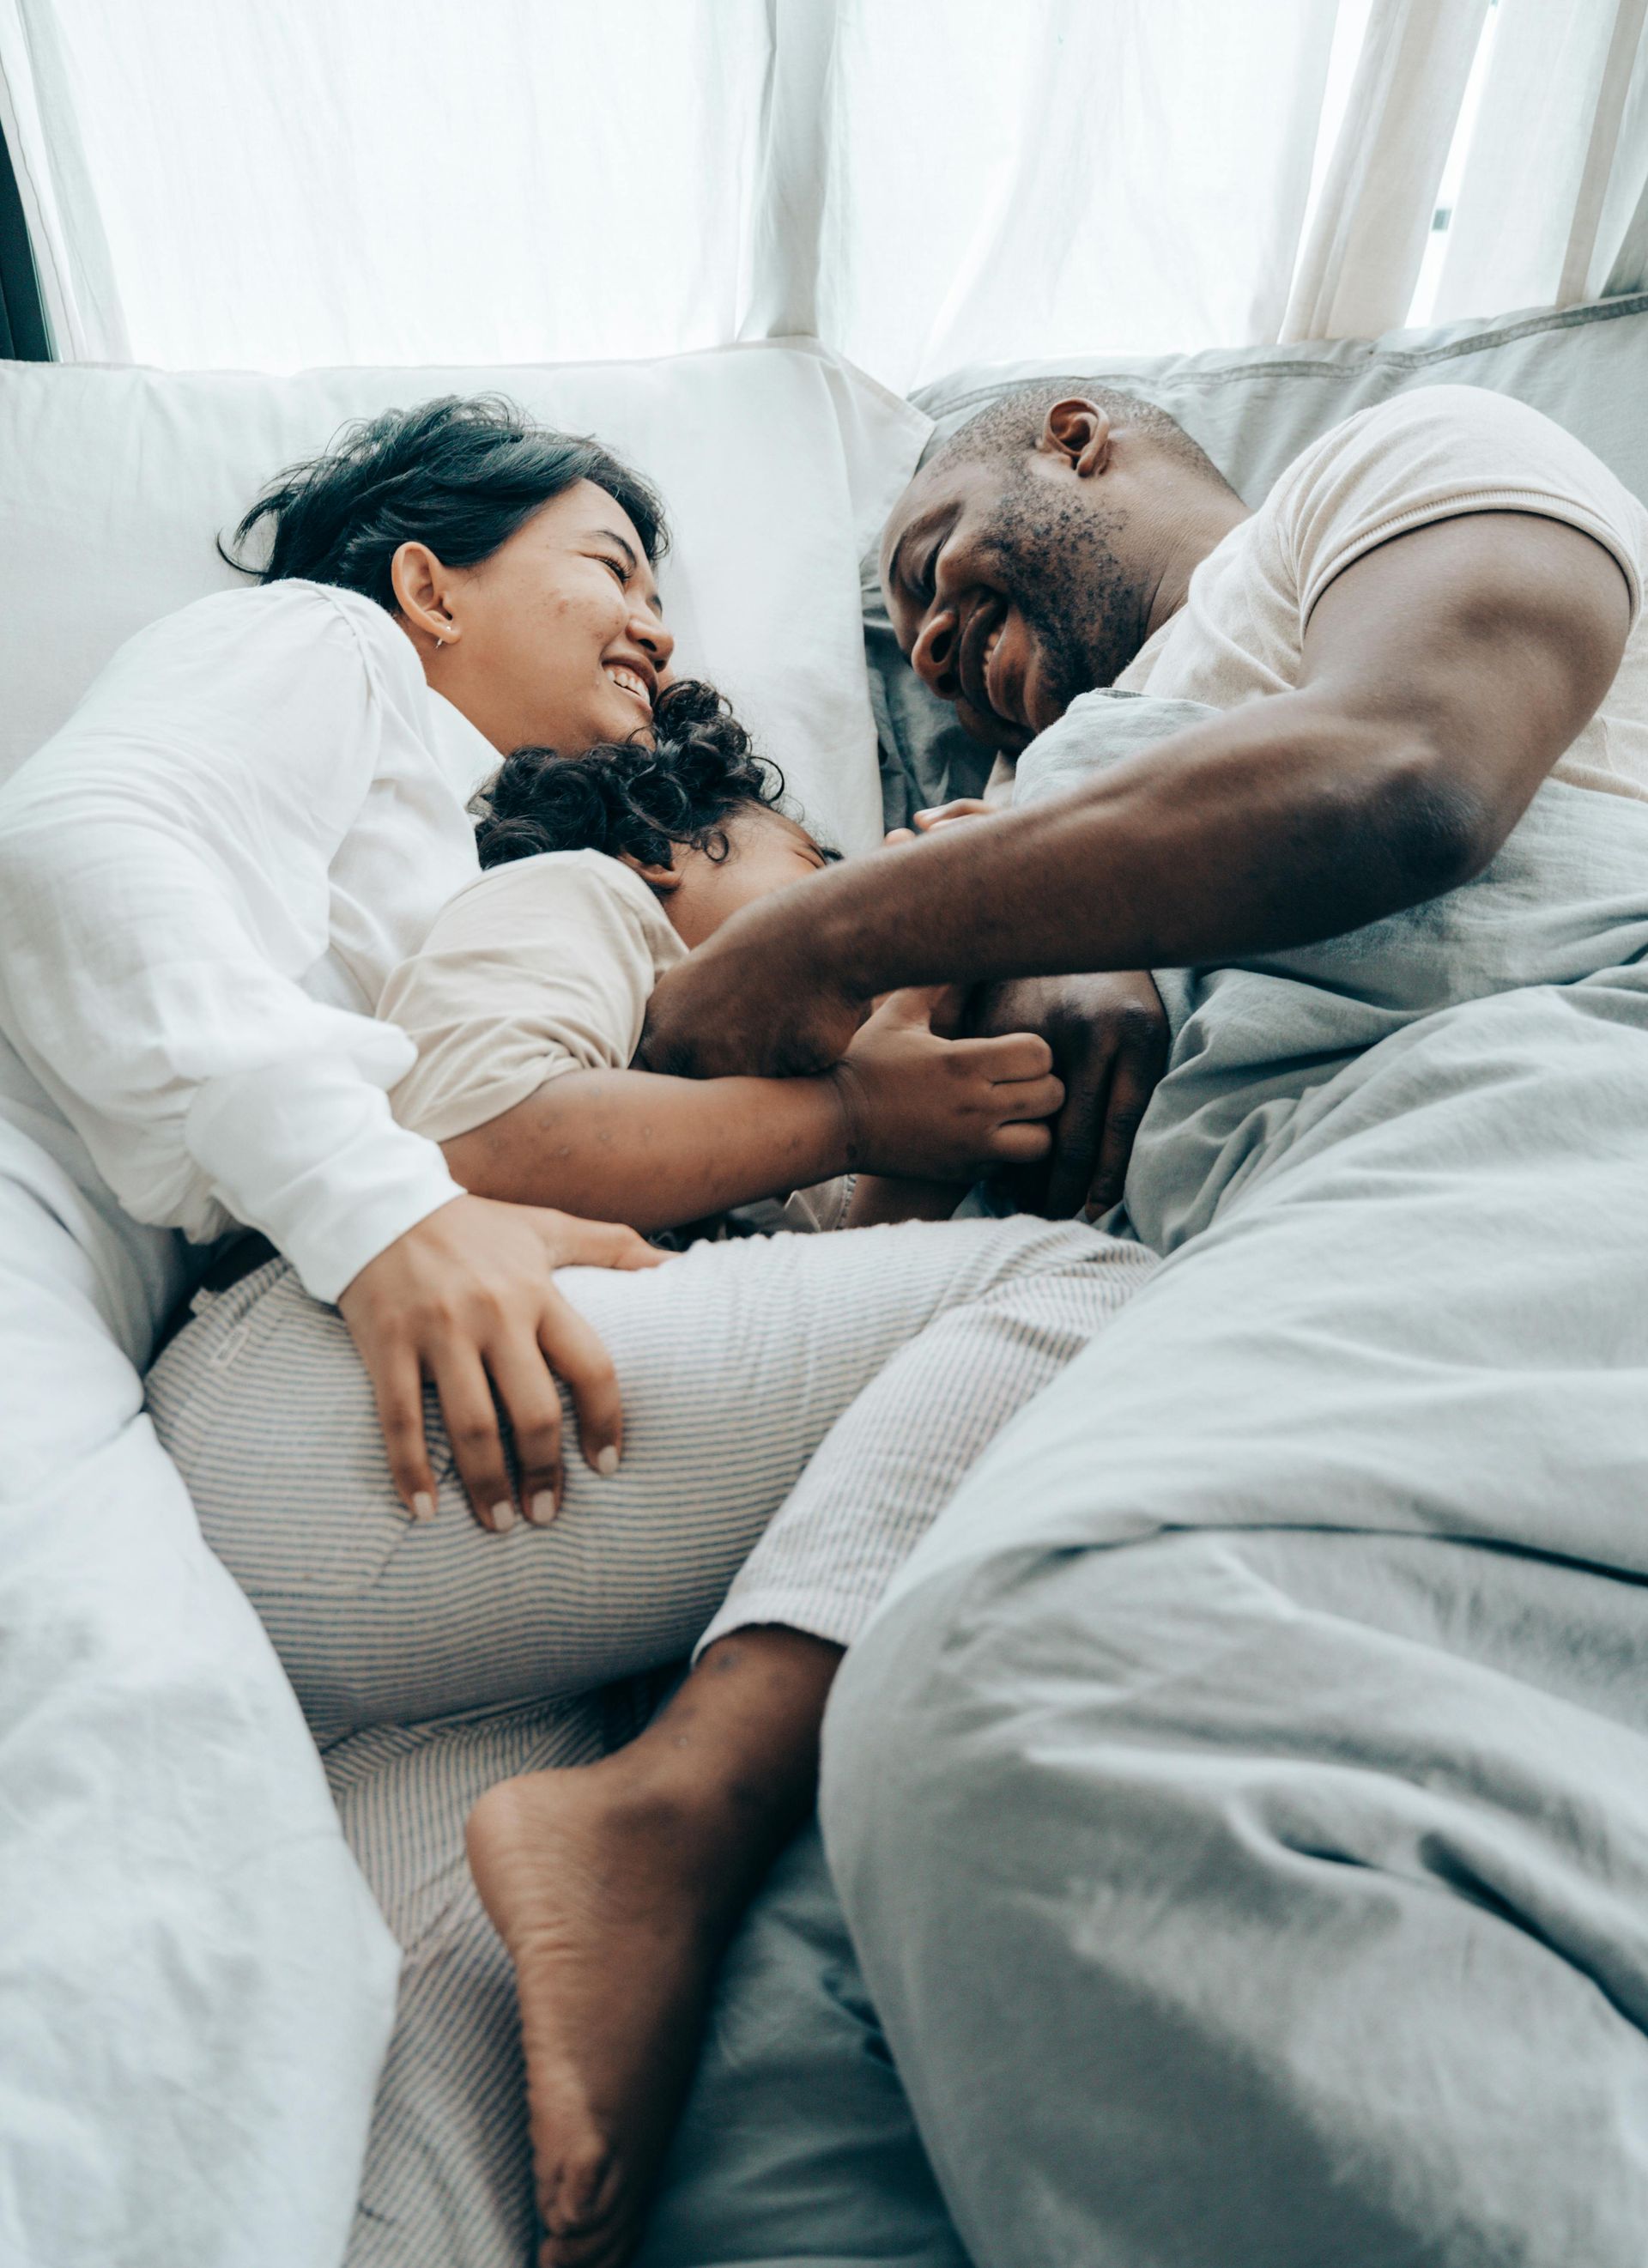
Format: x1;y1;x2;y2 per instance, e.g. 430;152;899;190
640;918;867;1080
337;1194;663;1532
897;815;1167;1214
970;971;1168;1218
641;799;1002;1081
831;985;1063;1180
884;797;995;846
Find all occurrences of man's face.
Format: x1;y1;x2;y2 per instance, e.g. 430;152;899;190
880;452;1142;750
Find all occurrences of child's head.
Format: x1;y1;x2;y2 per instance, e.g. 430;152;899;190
473;680;835;946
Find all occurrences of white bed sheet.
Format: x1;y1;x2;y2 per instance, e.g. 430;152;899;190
0;501;406;2257
0;1099;401;2268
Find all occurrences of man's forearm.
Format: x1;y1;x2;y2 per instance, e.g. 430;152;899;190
643;511;1627;1089
441;1067;849;1230
803;693;1478;1002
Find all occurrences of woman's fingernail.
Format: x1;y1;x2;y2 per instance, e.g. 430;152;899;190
529;1490;557;1526
491;1501;517;1533
595;1446;620;1477
410;1492;436;1524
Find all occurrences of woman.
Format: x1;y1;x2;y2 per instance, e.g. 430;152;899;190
0;393;1134;2267
0;395;685;1530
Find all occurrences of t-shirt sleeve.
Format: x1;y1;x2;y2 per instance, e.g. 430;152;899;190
1276;385;1645;632
382;853;679;1143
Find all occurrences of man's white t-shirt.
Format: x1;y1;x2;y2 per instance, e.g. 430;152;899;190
1117;385;1648;799
0;580;499;1303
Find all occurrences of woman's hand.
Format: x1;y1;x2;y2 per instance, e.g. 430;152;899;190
969;971;1169;1218
337;1194;664;1532
830;985;1063;1180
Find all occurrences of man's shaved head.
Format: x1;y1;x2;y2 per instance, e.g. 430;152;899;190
881;385;1245;748
930;383;1226;488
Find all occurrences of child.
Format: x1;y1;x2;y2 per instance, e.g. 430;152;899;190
147;689;1158;2268
383;676;1049;1267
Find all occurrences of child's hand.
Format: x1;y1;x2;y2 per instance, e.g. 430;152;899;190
830;986;1063;1181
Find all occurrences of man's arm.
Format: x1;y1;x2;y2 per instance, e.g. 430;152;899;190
642;512;1632;1079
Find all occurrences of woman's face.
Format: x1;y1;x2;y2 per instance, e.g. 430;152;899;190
397;480;676;755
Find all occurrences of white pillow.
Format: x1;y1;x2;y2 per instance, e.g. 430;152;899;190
0;339;928;855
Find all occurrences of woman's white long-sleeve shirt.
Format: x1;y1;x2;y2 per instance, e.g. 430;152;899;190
0;580;498;1303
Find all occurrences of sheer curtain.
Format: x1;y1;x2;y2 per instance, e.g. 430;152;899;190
757;0;1342;385
1285;0;1648;337
1432;0;1648;317
1281;0;1491;340
2;0;1645;384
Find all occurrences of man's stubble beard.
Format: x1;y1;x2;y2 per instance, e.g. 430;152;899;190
983;483;1149;719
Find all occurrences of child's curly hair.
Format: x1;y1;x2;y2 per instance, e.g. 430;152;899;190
472;680;791;871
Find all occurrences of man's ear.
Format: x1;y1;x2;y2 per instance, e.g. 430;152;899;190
390;540;459;646
1037;398;1113;479
615;848;680;895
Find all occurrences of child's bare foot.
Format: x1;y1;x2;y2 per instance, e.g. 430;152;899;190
467;1759;730;2265
467;1629;841;2267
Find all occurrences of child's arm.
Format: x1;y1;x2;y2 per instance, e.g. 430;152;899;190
443;987;1063;1234
443;1065;849;1232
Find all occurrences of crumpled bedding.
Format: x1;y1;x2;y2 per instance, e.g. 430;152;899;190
0;1085;399;2268
645;693;1648;2265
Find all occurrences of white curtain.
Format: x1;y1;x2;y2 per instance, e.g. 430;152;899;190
758;0;1342;385
1433;0;1648;318
1281;0;1490;341
2;0;1645;385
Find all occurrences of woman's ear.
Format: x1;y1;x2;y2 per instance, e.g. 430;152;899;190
1038;398;1112;479
391;540;459;646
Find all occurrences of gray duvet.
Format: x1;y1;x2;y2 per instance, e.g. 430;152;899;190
643;693;1648;2265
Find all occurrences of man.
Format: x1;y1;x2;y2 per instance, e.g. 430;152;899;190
639;382;1648;2264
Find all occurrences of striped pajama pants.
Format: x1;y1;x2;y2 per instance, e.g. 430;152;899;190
146;1213;1156;2266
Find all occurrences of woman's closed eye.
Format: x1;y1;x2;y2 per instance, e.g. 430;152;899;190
589;527;643;590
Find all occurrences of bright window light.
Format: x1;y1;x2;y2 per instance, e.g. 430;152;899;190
1407;0;1503;329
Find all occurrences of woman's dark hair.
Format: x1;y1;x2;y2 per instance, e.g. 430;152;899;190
221;394;668;609
473;681;797;871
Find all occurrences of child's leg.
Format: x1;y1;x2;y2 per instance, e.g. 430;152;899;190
146;1218;1146;1743
701;1218;1160;1651
468;1632;838;2268
468;1228;1159;2268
